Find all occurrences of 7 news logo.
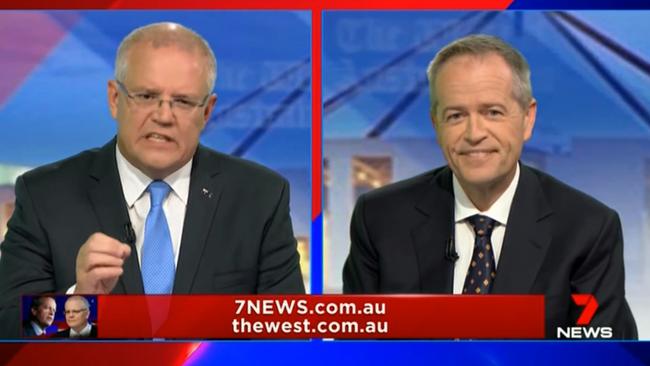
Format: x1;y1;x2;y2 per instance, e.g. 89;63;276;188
556;294;613;339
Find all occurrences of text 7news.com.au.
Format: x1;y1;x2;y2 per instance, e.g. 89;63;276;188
232;299;388;336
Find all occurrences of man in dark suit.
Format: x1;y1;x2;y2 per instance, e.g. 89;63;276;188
53;296;98;339
0;22;304;338
22;296;56;337
343;34;637;338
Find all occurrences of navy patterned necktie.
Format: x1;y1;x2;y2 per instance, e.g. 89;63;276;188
463;214;497;294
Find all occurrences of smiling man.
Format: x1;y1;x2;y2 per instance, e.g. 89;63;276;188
0;22;304;338
342;34;637;339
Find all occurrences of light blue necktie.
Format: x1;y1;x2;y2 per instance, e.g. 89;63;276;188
141;180;175;294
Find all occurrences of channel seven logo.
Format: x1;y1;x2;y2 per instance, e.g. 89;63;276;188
555;294;612;339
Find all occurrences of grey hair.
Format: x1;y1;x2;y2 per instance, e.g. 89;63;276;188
66;295;90;310
426;34;532;115
115;22;217;93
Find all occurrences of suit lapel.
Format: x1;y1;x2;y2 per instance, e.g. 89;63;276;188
411;168;455;293
87;139;143;294
492;165;553;294
173;146;223;294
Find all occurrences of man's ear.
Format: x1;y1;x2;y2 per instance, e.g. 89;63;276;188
523;98;537;142
201;93;218;129
107;80;119;120
431;109;442;145
430;109;437;128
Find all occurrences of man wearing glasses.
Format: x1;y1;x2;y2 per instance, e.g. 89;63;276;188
0;22;304;337
54;296;97;339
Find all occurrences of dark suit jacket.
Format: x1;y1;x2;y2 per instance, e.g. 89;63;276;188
343;165;637;339
22;321;41;337
0;139;304;338
53;324;98;339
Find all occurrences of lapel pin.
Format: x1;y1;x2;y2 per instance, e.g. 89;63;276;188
202;188;213;199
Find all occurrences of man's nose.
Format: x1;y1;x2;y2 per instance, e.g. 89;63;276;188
463;114;488;143
153;99;175;124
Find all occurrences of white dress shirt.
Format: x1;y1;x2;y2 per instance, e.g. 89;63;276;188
66;146;191;294
115;145;191;267
452;164;520;294
30;321;46;336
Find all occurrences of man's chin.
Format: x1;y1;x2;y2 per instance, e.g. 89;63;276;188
455;168;499;186
457;170;518;194
136;157;181;179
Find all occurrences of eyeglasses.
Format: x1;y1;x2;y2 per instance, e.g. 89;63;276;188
115;80;210;115
64;308;88;315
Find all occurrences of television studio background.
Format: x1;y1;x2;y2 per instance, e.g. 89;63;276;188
323;11;650;337
0;11;312;290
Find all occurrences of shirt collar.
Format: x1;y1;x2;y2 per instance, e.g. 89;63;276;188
70;323;92;337
30;321;45;336
116;144;192;206
453;163;520;225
